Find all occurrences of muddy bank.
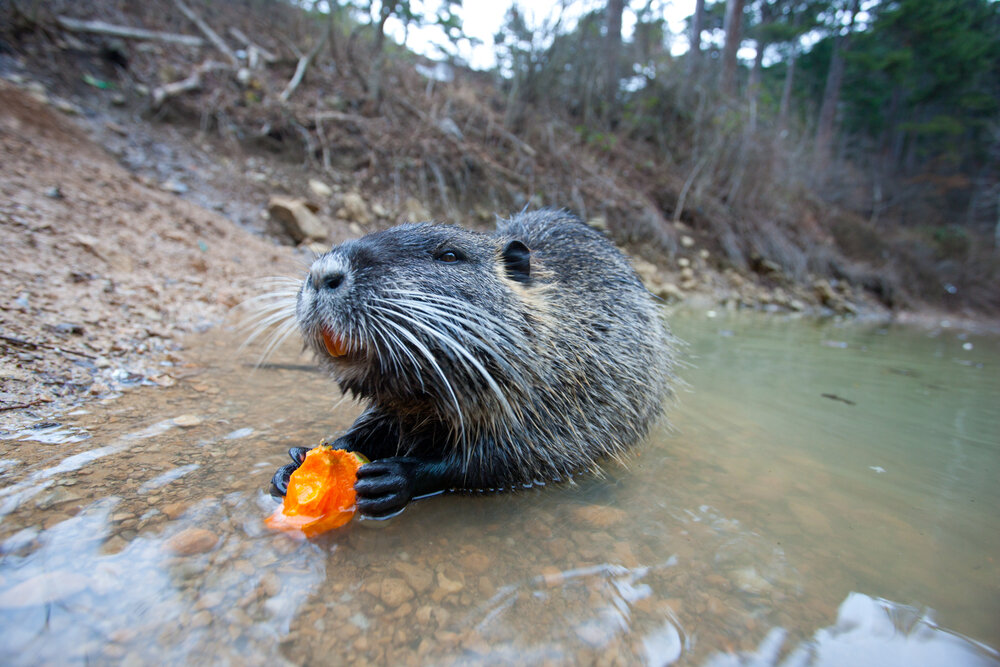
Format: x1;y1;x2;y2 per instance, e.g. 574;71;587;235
0;81;301;425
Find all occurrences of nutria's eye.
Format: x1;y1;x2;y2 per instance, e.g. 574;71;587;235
435;249;463;263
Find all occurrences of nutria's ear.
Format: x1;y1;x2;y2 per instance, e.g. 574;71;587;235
502;240;531;283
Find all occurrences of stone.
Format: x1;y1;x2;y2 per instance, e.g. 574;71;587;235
540;566;564;588
173;414;203;428
586;216;608;232
160;179;188;194
631;258;659;285
813;279;837;304
337;191;372;225
33;486;83;510
378;578;414;608
570;504;627;528
165;528;218;556
190;610;212;628
680;235;695;248
680;267;695;281
401;197;430;222
161;502;188;519
372;202;389;218
653;282;684;302
268;196;328;242
308;179;333;198
459;551;491;575
729;567;772;595
52;98;82;115
392;561;433;593
435;568;464;596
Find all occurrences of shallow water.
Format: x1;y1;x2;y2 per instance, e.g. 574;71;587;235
1;311;998;666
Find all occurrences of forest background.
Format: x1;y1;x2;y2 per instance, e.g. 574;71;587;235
3;0;999;316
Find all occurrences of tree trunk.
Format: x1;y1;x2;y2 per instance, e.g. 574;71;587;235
778;46;797;129
747;39;767;131
686;0;706;78
366;4;393;105
720;0;745;97
814;0;860;171
604;0;625;122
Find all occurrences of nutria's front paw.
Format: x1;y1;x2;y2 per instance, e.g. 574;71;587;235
268;447;312;497
354;460;414;518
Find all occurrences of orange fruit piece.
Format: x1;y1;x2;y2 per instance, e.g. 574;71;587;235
265;446;368;537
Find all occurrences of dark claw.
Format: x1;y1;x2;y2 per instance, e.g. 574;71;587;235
269;447;311;497
288;447;310;465
354;460;414;518
269;462;298;498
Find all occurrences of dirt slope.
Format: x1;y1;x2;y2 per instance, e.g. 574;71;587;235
0;81;300;424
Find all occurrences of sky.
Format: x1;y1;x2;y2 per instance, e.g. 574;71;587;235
380;0;701;71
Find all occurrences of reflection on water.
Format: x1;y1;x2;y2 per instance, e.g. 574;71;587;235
705;593;999;667
0;311;998;665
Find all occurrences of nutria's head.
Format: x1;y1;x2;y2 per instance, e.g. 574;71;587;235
296;223;535;422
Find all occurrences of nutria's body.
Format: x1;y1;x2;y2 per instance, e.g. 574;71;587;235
271;209;675;517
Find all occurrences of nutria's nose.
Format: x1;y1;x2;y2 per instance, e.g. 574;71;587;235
320;271;345;291
309;253;349;293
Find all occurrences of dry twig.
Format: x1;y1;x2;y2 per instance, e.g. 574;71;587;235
172;0;239;65
55;16;204;47
0;333;96;359
279;13;333;103
228;27;277;65
151;60;231;108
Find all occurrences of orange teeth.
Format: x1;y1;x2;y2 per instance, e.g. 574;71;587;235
321;330;349;358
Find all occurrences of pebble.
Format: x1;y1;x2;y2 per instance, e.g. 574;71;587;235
173;414;203;428
165;528;218;556
569;504;627;528
540;566;564;588
308;178;333;198
459;551;490;575
729;567;772;595
524;518;552;539
160;179;188;194
378;578;415;608
161;501;188;519
189;610;212;628
434;568;464;596
392;560;432;593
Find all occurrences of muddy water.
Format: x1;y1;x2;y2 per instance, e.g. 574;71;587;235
1;312;998;666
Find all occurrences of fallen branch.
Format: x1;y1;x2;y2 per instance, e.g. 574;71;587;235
151;60;231;108
228;27;277;65
0;333;96;359
172;0;238;65
55;16;204;48
312;110;374;124
0;398;54;413
279;13;333;103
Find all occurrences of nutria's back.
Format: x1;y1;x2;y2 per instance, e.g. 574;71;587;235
277;209;675;515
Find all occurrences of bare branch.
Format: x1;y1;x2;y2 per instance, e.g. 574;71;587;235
673;154;708;224
228;27;277;65
55;16;204;48
172;0;238;65
279;14;333;104
151;60;231;108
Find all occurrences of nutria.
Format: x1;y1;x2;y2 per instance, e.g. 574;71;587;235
266;209;675;517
